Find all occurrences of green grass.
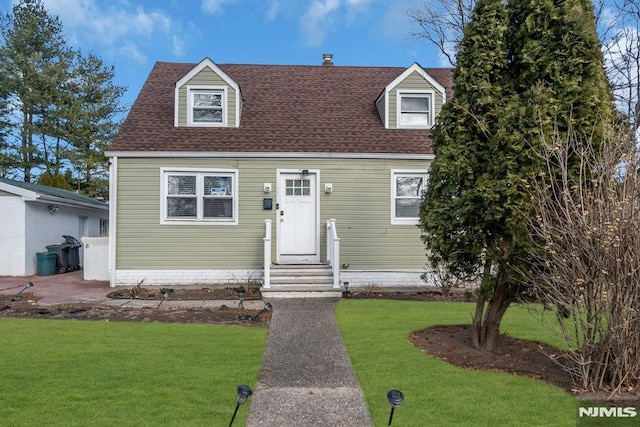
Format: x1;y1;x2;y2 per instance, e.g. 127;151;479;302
0;318;267;426
336;300;578;427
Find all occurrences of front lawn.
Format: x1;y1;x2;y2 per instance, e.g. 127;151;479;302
0;319;267;426
336;300;577;426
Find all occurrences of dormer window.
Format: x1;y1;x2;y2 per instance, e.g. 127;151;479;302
187;86;227;126
397;91;433;128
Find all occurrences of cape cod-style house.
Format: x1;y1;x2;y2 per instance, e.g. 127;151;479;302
106;54;453;296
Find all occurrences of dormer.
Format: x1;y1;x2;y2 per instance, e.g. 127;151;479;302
376;63;446;129
174;58;241;127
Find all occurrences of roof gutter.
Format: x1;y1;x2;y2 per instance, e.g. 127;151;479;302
105;151;435;160
34;194;109;211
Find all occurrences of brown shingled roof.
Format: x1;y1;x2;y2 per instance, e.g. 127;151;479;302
110;62;453;155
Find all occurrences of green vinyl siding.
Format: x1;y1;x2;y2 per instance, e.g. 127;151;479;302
177;67;237;127
388;71;445;129
115;157;430;271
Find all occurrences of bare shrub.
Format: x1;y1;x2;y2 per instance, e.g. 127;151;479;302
422;264;476;297
359;281;380;297
526;128;640;394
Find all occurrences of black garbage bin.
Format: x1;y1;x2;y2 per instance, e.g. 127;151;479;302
46;244;69;273
63;235;81;270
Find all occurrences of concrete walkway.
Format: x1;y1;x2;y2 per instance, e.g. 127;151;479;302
247;299;373;426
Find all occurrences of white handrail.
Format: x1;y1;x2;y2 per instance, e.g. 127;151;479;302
326;219;341;289
263;219;272;289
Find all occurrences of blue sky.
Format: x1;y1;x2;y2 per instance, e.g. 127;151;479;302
1;0;442;108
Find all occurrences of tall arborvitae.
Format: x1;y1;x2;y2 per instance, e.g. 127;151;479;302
420;0;517;351
420;0;614;351
508;0;613;146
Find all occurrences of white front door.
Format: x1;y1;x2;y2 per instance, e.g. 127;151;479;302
277;171;319;263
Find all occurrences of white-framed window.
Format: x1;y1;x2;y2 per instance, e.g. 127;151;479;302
397;90;434;128
99;218;109;237
187;86;227;126
161;168;238;225
391;170;428;224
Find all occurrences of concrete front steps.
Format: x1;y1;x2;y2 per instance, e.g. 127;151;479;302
261;264;342;298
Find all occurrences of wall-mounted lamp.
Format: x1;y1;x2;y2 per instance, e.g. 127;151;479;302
325;183;333;194
263;183;272;193
301;169;309;176
47;205;59;214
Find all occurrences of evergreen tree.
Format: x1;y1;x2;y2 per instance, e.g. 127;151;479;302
0;0;72;182
420;0;613;351
509;0;612;146
0;0;125;198
420;0;515;351
64;52;126;199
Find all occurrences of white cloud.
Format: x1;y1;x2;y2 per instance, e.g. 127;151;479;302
265;0;280;22
118;42;147;64
300;0;341;46
201;0;241;15
298;0;384;46
38;0;186;62
172;35;186;57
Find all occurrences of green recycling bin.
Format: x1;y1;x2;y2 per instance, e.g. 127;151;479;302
36;252;58;276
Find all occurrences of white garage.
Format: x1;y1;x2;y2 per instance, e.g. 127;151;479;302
0;177;108;276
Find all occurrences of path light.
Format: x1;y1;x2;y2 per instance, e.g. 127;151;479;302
386;389;404;426
252;301;272;321
234;286;246;309
342;282;351;298
16;282;33;296
156;288;173;309
228;385;252;427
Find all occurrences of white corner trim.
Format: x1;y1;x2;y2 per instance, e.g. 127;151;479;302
109;156;118;286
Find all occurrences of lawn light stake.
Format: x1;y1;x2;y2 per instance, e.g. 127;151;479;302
156;288;173;309
252;302;272;321
386;389;404;426
228;384;252;427
234;286;245;309
16;282;34;296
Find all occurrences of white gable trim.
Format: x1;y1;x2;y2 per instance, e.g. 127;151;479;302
381;63;447;129
0;181;108;210
0;181;36;200
174;57;241;128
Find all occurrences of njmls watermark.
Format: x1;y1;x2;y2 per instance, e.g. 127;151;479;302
579;406;637;417
577;399;639;426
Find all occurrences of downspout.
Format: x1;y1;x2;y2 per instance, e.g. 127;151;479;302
108;156;117;287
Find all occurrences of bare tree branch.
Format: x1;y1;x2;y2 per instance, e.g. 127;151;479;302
407;0;475;66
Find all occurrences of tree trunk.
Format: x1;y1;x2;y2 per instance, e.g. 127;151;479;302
471;266;513;352
472;293;485;349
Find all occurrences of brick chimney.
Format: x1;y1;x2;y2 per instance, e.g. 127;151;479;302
322;53;334;66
